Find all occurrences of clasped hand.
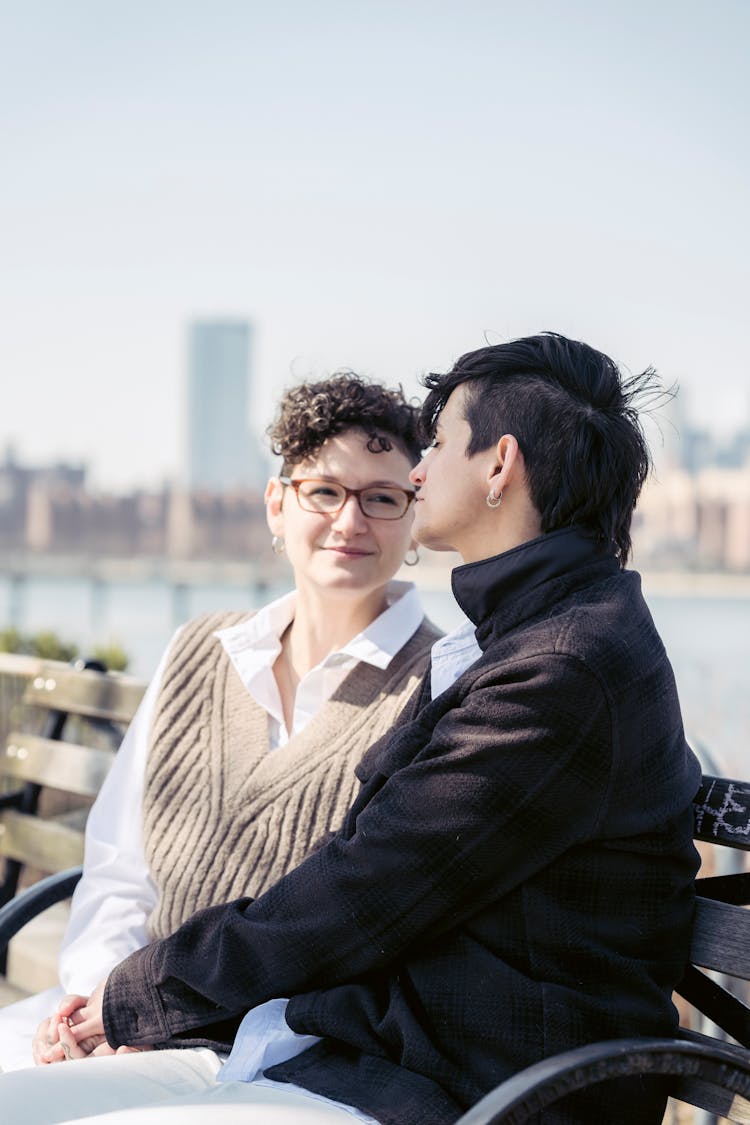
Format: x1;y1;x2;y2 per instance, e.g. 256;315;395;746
33;979;149;1064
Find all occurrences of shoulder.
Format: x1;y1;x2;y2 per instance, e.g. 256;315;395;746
182;608;255;640
161;609;256;669
472;572;666;710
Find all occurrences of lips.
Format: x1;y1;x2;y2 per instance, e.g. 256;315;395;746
326;547;374;557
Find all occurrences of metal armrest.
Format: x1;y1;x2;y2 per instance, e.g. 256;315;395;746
0;866;83;953
455;1037;750;1124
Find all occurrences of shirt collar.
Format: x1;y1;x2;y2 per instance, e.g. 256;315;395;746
213;580;424;686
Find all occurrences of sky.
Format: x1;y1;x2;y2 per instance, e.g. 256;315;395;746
1;0;748;490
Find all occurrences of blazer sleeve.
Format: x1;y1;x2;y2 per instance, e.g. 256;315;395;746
103;653;615;1047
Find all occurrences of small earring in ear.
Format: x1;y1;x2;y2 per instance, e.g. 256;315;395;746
271;535;285;555
486;489;503;509
404;547;420;567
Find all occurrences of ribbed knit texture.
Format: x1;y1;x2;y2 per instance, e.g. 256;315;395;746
143;609;441;940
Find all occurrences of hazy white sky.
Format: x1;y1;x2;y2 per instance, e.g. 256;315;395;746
1;0;748;489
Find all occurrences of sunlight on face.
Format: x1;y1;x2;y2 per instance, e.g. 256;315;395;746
268;428;417;605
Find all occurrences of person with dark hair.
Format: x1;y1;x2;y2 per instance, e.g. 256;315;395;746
0;372;442;1073
418;332;652;564
3;334;700;1125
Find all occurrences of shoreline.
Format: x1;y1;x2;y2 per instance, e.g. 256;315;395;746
639;571;750;599
405;559;750;600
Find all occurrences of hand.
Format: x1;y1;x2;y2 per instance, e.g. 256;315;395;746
34;980;154;1063
33;995;87;1065
59;1019;152;1060
64;979;108;1056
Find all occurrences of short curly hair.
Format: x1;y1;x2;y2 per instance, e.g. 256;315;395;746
267;372;422;471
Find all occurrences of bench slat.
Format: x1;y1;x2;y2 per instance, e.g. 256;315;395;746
694;776;750;851
0;810;85;872
691;896;750;979
3;733;114;798
668;1075;750;1123
22;664;145;724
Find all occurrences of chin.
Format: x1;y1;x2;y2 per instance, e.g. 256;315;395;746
414;528;455;553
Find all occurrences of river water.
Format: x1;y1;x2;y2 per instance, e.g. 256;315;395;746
1;571;747;777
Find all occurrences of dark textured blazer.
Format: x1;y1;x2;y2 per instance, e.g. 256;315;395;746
103;529;702;1124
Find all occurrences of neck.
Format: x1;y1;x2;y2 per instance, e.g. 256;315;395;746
286;586;389;675
460;504;543;565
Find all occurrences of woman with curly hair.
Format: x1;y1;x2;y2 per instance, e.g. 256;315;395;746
0;373;443;1072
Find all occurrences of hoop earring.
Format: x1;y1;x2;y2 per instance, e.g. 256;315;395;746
271;535;285;555
404;547;420;567
486;489;503;510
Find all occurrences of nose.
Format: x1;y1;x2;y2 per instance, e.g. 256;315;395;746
330;493;369;534
409;457;427;487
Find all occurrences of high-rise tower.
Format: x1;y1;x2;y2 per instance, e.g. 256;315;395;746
186;320;259;491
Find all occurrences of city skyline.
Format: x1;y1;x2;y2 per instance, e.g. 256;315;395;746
2;361;749;492
2;1;748;489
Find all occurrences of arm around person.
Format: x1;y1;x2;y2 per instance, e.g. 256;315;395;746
98;649;621;1047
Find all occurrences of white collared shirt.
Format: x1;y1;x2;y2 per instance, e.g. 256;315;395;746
429;616;483;698
214;581;424;751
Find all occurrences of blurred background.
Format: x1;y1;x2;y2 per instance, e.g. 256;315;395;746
0;0;748;769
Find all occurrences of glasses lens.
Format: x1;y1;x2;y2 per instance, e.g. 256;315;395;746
296;481;346;512
360;488;410;519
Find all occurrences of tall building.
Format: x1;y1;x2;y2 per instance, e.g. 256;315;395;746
187;320;263;491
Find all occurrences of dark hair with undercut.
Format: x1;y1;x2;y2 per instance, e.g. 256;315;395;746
268;372;422;472
420;332;661;565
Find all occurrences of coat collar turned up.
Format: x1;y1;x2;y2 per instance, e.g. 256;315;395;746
451;527;620;650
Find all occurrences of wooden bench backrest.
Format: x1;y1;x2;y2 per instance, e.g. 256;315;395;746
0;658;146;890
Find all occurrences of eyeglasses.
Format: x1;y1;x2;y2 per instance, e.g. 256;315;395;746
279;477;416;520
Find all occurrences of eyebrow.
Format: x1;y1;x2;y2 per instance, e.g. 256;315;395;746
301;474;413;489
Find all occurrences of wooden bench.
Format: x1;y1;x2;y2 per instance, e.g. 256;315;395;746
0;655;145;1000
456;773;750;1124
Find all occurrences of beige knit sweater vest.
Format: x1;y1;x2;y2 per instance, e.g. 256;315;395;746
143;609;441;940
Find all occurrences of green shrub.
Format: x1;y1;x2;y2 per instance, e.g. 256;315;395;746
0;627;129;670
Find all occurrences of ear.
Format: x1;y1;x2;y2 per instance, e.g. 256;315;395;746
265;477;286;537
486;434;523;499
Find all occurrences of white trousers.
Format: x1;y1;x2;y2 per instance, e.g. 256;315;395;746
0;1047;360;1124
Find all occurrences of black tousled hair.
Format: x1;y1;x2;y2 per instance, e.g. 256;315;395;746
420;332;663;565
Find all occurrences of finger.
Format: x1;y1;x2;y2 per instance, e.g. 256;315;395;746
92;1043;117;1057
115;1044;153;1054
33;1018;69;1066
68;1014;103;1042
56;994;89;1020
32;1018;52;1065
58;1021;89;1061
38;1042;67;1066
59;1020;109;1060
73;1032;108;1056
